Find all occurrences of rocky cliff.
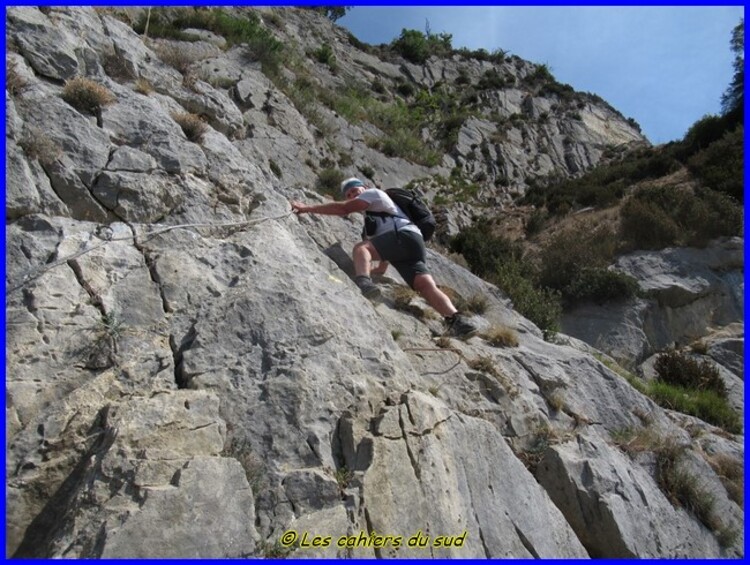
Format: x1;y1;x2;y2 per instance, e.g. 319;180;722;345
4;7;743;558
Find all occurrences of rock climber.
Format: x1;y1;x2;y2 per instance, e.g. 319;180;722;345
290;177;478;339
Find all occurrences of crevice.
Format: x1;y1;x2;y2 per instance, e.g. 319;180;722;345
12;405;118;558
363;507;383;558
476;521;491;558
129;223;170;315
513;522;540;558
398;407;421;481
169;323;197;390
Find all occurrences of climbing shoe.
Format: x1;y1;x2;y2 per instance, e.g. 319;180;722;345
355;275;381;300
444;312;478;340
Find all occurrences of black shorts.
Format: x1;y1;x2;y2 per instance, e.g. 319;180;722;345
370;228;428;288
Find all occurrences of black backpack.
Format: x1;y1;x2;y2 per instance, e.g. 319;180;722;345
367;188;436;241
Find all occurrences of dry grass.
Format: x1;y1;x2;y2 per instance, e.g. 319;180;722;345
62;77;116;115
464;293;489;314
19;128;63;165
481;325;519;348
707;452;744;508
172;112;207;143
435;336;453;349
134;78;153;95
6;61;27;96
153;42;201;74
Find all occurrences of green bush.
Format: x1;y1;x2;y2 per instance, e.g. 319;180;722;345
450;219;524;278
687;126;744;203
654;351;726;397
313;43;336;69
450;221;561;335
495;260;562;337
620;197;681;249
538;224;626;304
563;267;640;304
522;146;681;215
648;381;740;433
316;168;344;196
620;185;742;250
682;114;732;153
390;28;452;64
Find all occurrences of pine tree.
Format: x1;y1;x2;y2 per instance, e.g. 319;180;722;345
720;18;743;125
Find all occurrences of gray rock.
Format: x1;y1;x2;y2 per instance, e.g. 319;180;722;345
4;7;742;560
7;8;80;80
536;433;728;557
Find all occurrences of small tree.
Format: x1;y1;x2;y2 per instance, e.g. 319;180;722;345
306;6;351;22
721;18;743;125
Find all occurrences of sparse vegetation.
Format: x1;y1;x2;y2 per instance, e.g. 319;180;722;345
315;167;344;197
152;42;203;74
620;184;742;249
599;351;741;434
172;112;208;143
134;78;154;95
654;351;726;396
611;428;740;547
312;42;336;70
223;437;267;493
707;452;744;508
19;128;63;165
269;159;282;178
134;8;285;75
334;466;353;489
450;220;562;336
6;61;27;96
390;28;452;64
481;326;519;348
61;77;116;115
516;424;559;473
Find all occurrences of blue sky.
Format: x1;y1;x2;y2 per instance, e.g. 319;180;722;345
338;6;744;145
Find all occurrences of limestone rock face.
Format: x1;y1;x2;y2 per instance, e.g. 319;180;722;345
562;238;744;368
5;6;743;559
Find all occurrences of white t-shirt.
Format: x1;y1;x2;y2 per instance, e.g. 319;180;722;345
355;188;421;238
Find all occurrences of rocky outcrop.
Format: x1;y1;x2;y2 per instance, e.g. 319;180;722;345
5;6;743;559
561;237;744;368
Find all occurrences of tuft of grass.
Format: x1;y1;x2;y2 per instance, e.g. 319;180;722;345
172;112;207;143
334;466;353;490
464;293;488;314
19;128;63;165
649;381;741;434
153;42;202;74
62;77;116;115
611;428;740;548
547;391;566;412
707;452;744;508
269;159;282;178
391;329;403;341
260;539;296;558
435;336;453;349
481;325;519;348
516;424;559;474
223;437;267;493
392;286;418;311
134;78;154;95
6;61;27;96
315;167;344;197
